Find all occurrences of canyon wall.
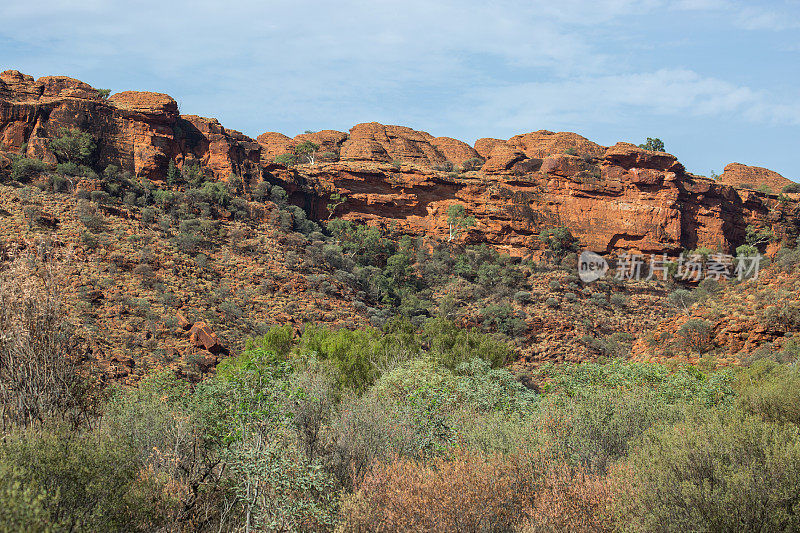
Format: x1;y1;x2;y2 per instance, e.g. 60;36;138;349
2;69;798;256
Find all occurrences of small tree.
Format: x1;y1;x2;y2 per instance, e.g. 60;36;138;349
295;141;320;165
539;226;579;257
446;204;475;242
326;192;347;221
677;318;714;352
745;225;774;248
49;128;96;165
166;160;178;184
0;254;92;429
274;153;297;167
638;137;665;152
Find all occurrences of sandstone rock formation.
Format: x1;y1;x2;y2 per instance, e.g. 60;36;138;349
474;138;509;159
507;130;605;159
257;132;294;163
189;321;224;354
0;70;260;181
430;137;481;167
2;70;798;259
340;122;448;167
717;162;795;193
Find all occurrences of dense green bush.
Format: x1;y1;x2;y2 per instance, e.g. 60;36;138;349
618;409;800;532
677;318;714;352
0;425;168;532
539;226;579;257
49;128;96;165
10;158;49;182
736;360;800;424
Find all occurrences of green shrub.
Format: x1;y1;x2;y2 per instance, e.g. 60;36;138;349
274;153;297;167
0;425;168;532
478;303;527;337
10;158;49;182
617;409;800;532
581;332;633;359
423;318;513;369
539;227;579;257
677;318;714;352
49;128;95;164
461;157;485;171
200;181;231;206
782;182;800;193
736;360;800;424
638;137;665;152
513;291;532;304
537;386;685;474
610;293;627;308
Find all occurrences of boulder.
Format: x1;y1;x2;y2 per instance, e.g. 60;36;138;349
176;311;193;330
507;130;605;159
430;136;481;167
482;144;526;172
189;321;223;353
474;138;507;159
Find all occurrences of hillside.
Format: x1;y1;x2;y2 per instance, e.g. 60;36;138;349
3;69;800;380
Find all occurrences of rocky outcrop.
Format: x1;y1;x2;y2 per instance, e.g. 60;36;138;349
340;123;448;167
257;131;294;163
507;130;605;159
2;70;798;259
294;130;348;154
717;162;795;193
482;144;527;173
430;137;480;167
474;138;508;159
290;140;798;257
188;321;224;354
0;70;260;181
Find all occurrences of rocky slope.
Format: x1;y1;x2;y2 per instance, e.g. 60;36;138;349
2;69;799;258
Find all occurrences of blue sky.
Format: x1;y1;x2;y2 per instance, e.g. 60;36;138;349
1;0;798;179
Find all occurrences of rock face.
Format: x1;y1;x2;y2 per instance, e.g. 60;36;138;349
507;130;605;159
430;137;481;167
257;131;294;163
474;138;508;159
340;123;448;167
291;141;798;257
717;162;795;193
0;70;260;181
2;70;798;258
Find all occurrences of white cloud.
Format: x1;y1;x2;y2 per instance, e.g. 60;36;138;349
460;69;800;132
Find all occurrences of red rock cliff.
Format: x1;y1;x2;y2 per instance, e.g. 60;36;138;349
2;71;798;256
